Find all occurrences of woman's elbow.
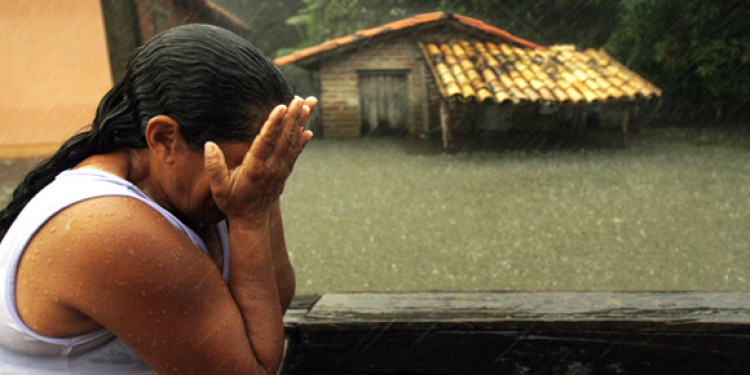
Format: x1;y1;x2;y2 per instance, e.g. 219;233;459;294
278;268;296;312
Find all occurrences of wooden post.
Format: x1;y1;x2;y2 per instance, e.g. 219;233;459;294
439;100;453;149
622;104;631;144
100;0;141;82
419;61;430;136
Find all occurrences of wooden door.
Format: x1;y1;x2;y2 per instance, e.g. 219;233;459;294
358;72;408;136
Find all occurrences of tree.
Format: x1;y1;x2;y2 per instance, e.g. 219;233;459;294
285;0;429;47
605;0;750;121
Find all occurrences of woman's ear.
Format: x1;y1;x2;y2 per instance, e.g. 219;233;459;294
144;115;182;164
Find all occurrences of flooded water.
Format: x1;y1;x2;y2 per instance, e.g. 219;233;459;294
280;127;750;294
1;127;749;294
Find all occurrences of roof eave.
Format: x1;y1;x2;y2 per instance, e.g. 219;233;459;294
176;0;251;35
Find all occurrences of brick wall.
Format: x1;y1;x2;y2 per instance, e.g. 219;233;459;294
318;36;430;137
445;101;476;134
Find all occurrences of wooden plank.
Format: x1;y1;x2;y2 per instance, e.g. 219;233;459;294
282;292;750;375
100;0;141;82
303;291;750;326
439;100;453;149
284;295;321;327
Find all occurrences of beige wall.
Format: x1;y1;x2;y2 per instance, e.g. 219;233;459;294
0;0;112;158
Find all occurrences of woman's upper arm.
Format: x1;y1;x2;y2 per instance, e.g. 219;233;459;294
54;197;264;374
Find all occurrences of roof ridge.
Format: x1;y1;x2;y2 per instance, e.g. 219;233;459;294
274;12;543;66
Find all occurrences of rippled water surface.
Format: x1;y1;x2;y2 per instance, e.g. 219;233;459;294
280;127;750;293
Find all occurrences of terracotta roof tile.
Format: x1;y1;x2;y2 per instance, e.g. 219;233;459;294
421;40;661;104
274;12;543;66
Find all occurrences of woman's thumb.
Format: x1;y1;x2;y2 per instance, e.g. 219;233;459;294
204;142;230;197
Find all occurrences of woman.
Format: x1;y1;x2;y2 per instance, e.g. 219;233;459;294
0;24;313;374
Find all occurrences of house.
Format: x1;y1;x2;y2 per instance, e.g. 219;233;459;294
0;0;246;158
274;12;661;147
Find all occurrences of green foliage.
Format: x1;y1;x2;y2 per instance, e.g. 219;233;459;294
286;0;430;46
287;0;621;49
605;0;750;118
437;0;622;49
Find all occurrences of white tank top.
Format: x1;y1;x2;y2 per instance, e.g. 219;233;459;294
0;168;230;357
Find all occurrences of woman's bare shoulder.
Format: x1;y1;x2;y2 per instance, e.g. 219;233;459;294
19;196;256;373
27;195;208;275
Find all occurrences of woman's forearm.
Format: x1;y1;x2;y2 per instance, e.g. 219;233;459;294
227;213;284;374
201;96;313;374
269;200;296;313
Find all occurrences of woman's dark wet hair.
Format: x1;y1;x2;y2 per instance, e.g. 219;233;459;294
0;24;294;240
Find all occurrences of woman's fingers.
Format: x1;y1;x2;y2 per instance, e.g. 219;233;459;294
204;141;231;200
300;129;314;149
249;104;286;163
254;96;316;161
303;96;318;116
203;96;316;217
276;97;305;153
299;96;317;149
219;96;316;207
